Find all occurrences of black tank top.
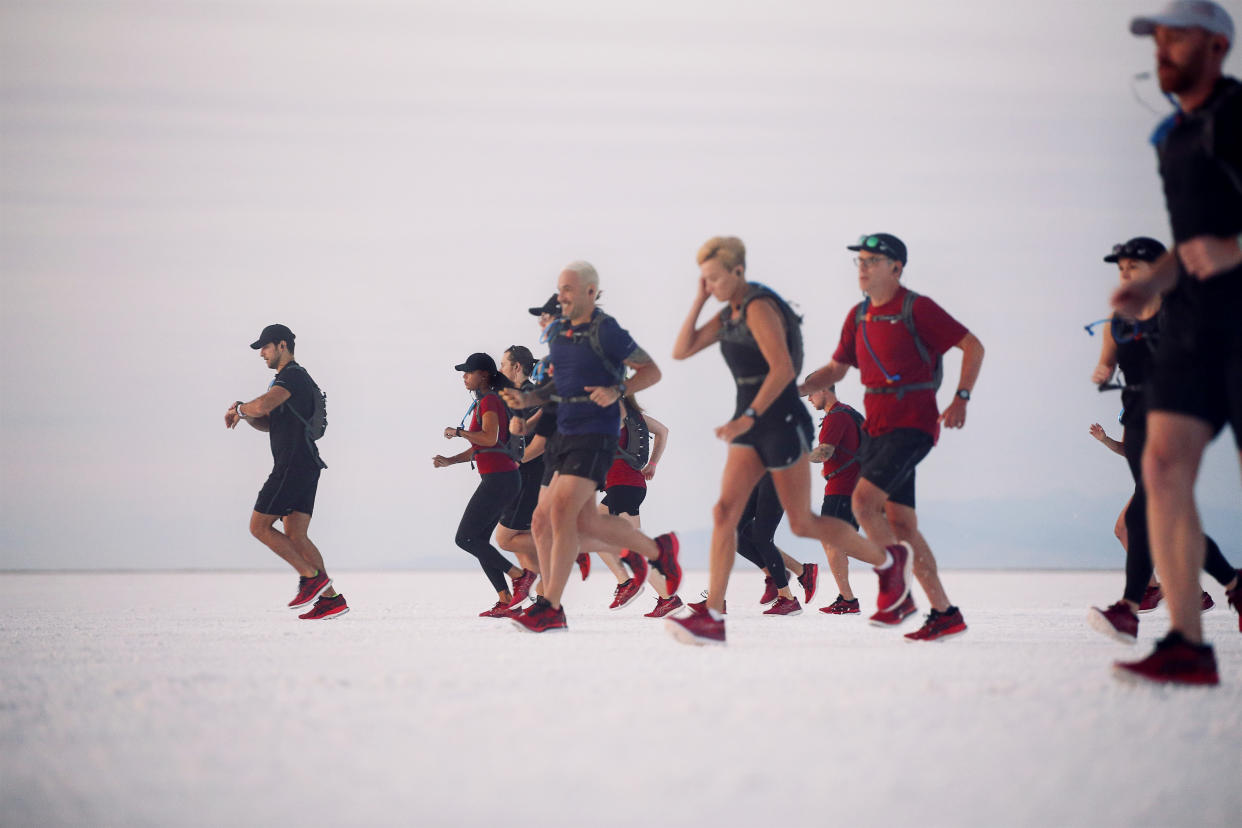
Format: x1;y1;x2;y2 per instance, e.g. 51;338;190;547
1114;312;1160;426
717;292;799;416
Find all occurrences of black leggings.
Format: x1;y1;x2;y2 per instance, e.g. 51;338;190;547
1122;423;1235;603
735;473;789;588
456;470;521;594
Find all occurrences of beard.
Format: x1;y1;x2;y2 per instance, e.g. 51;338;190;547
1157;50;1208;94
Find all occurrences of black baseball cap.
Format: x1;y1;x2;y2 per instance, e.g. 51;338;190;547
528;294;561;316
847;233;907;265
454;352;498;373
250;324;295;349
1103;236;1166;263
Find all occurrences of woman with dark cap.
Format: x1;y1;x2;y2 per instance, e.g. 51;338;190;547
433;352;537;617
1086;237;1240;643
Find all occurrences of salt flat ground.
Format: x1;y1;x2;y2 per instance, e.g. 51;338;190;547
1;570;1239;828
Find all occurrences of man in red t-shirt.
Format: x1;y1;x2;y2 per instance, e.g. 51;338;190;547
807;385;864;614
801;233;984;642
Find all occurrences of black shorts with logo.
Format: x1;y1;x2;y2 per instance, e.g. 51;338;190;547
858;428;934;510
732;396;814;470
546;432;618;490
255;464;321;517
1148;264;1242;448
820;493;859;529
602;484;646;516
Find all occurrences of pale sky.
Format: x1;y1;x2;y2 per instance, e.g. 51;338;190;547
2;0;1239;571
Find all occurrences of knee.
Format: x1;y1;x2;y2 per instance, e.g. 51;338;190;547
1141;439;1191;489
249;517;271;540
454;527;475;551
712;499;742;529
889;516;916;541
852;488;883;518
786;510;815;537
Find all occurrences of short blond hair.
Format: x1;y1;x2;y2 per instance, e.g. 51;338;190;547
562;260;599;290
697;236;746;272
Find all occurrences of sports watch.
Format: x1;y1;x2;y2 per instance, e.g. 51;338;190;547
743;406;758;419
955;389;971;401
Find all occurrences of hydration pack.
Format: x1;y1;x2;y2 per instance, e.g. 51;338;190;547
717;282;805;383
283;364;328;469
545;311;628;402
615;409;651;470
855;290;942;399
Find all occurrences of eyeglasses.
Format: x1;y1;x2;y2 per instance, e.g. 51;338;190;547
1110;242;1160;260
854;256;891;269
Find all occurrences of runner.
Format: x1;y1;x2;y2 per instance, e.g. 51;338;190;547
801;233;985;642
433;352;537;617
666;236;912;646
1112;2;1242;684
807;385;864;615
1085;237;1239;645
580;395;684;617
501;261;681;633
494;344;544;580
225;324;347;620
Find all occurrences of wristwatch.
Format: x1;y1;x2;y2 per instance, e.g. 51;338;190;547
955;389;971;401
743;406;758;419
235;400;248;419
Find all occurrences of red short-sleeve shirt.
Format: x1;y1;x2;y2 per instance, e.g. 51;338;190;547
471;393;519;475
832;287;968;442
818;403;863;496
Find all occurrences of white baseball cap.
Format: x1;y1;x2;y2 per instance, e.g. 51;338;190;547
1131;1;1234;43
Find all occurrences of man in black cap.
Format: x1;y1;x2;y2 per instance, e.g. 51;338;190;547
801;234;984;641
1111;1;1242;685
226;324;347;620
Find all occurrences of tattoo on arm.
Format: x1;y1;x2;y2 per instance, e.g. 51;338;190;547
627;346;652;365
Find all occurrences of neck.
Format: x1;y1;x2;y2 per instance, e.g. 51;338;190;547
729;280;749;309
570;303;595;325
276;354;294;371
867;282;900;306
1177;72;1221;112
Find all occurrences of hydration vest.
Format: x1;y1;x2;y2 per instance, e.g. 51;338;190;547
545;311;627;403
717;282;804;386
615;409;651;470
283;364;328;470
823;405;868;481
855;290;942;400
468;392;524;463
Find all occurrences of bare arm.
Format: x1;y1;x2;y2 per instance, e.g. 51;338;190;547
1111;251;1178;313
226;386;291;432
939;332;984;429
808;443;836;463
585;346;662;407
799;360;850;396
672;278;723;360
1091;323;1118;385
1089;423;1125;457
443;409;501;447
715;299;793;442
432;447;475;468
642;413;669;479
522;434;547;464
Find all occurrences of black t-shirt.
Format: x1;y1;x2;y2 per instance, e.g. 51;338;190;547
1156;76;1242;243
1112;313;1160;426
268;362;319;468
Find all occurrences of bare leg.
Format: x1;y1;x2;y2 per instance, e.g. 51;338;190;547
887;503;948;611
496;526;540;575
770;461;885;566
530;483;556;595
250;511;316;577
821;541;855;600
1142;412;1214;643
704;446;768;613
281;511;338;597
598;551;629;581
543;475;607;608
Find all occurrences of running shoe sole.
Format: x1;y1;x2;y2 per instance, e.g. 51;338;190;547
510;620;568;634
1111;663;1219;686
905;626;967;642
1087;608;1137;645
609;583;646;611
305;606;350;620
664;620;726;647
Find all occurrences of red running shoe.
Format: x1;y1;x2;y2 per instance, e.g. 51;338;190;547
1137;584;1163;613
610;578;646;610
666;612;725;646
511;597;568;634
820;594;860;615
288;570;332;609
688;591;726;616
480;601;519;618
869;593;916;626
759;576;780;606
763;596;802;616
1113;631;1219;686
873;542;912;612
509;569;538;607
575;553;591;581
644;595;684;618
622;550;649;585
1227;574;1242;633
298;593;348;620
904;606;967;642
651;533;682;596
798;563;819;605
1088;602;1138;644
1200;591;1215;612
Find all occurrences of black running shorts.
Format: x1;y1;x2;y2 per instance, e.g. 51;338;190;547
820;493;859;529
546;432;618;490
500;458;544;532
255;464;321;517
858;428;933;510
602;484;646;516
1148;265;1242;448
732;400;814;470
